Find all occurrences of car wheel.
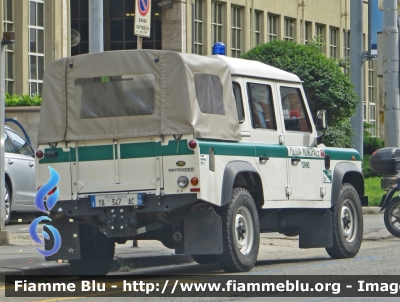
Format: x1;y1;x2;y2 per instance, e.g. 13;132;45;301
217;187;260;272
383;197;400;238
325;183;363;259
69;225;115;276
4;183;11;225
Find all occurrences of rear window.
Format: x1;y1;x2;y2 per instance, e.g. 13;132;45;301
75;74;155;119
194;73;225;115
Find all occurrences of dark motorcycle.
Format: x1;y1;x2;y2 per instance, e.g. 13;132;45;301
370;148;400;237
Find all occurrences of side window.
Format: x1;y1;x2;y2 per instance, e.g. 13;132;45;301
248;83;277;130
280;86;312;132
232;82;244;122
4;132;16;153
6;131;34;157
194;73;225;115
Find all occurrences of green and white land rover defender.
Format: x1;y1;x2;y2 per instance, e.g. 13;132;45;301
36;50;367;275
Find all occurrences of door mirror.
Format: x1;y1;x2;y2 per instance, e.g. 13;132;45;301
316;110;327;132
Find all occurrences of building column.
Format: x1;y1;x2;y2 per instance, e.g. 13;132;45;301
89;0;104;53
162;0;187;53
13;0;29;95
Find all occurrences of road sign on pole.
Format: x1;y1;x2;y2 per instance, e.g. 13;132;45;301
135;0;152;38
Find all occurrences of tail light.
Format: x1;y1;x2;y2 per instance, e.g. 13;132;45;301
188;140;197;149
190;177;199;186
36;150;44;159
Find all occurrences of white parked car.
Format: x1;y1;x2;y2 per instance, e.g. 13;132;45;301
4;126;37;225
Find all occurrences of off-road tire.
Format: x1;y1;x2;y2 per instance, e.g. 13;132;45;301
326;183;363;259
216;187;260;272
69;225;115;275
384;197;400;238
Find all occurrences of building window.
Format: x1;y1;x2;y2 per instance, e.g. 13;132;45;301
194;0;204;54
304;21;311;44
267;14;277;42
363;102;367;121
284;18;295;41
369;104;376;136
29;0;44;95
315;24;324;51
71;0;89;56
368;61;375;103
142;13;162;49
330;27;338;58
368;61;376;136
109;0;136;50
253;10;262;46
231;6;242;58
211;2;223;46
107;0;161;51
3;0;13;94
343;30;350;74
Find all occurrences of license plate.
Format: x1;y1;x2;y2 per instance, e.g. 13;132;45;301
89;193;144;207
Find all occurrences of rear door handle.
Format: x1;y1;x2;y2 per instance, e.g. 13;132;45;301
29;163;34;168
259;156;269;163
7;160;13;165
291;158;300;165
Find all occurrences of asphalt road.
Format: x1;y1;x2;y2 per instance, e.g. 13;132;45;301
1;237;400;301
1;214;399;302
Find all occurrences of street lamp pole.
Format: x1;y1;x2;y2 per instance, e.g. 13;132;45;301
0;32;14;245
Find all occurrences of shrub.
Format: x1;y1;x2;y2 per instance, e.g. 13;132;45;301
5;93;42;106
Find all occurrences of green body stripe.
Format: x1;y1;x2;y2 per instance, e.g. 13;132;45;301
40;140;193;164
78;145;113;161
198;141;256;157
325;148;361;161
120;142;157;159
39;140;360;164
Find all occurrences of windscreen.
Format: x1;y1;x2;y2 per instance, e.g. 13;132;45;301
75;74;155;119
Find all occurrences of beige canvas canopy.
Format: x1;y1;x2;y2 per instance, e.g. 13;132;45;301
38;50;240;144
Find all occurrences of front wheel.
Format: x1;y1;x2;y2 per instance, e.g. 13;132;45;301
384;197;400;238
326;183;363;259
217;187;260;272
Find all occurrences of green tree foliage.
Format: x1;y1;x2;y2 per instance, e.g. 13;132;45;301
363;122;384;178
5;93;41;106
241;40;359;147
363;122;384;155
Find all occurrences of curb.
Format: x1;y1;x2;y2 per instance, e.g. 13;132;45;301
111;254;194;272
0;254;193;276
0;263;71;276
362;207;381;215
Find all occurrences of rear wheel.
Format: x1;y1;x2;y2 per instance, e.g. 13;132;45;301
326;183;363;259
384;197;400;238
69;225;115;275
217;187;259;272
4;183;11;225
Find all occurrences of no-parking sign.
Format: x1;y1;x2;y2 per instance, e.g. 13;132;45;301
135;0;152;37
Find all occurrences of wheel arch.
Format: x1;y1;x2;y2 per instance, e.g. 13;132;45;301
221;161;264;208
331;162;364;207
5;173;12;197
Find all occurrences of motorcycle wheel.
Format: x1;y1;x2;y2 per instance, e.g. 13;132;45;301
384;197;400;238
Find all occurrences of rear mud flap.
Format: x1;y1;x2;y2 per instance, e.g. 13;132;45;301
183;203;223;255
45;216;81;261
299;209;332;248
